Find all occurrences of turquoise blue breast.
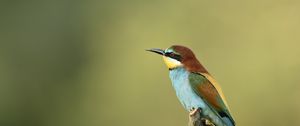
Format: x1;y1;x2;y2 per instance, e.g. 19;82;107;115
169;67;206;111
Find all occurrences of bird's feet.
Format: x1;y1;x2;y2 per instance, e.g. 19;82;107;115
189;107;200;116
201;118;215;126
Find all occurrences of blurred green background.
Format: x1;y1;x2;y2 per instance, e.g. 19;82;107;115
1;0;300;126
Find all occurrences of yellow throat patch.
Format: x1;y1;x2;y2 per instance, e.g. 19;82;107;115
163;56;182;69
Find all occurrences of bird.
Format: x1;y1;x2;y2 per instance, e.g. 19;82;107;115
147;45;235;126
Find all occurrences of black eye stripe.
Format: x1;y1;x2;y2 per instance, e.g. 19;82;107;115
165;52;182;61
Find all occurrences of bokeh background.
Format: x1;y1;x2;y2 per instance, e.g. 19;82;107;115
1;0;300;126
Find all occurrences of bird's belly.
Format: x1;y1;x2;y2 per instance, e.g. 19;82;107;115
175;80;206;111
169;69;207;111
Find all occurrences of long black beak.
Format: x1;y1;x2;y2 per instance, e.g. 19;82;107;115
146;48;165;55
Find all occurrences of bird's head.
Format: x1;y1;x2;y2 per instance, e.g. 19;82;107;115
147;45;207;73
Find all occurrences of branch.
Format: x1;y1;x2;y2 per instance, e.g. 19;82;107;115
188;108;205;126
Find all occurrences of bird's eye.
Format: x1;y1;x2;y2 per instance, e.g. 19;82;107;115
169;53;175;57
165;52;175;57
165;52;181;61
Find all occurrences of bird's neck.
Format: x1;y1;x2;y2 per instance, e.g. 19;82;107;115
169;67;191;82
182;59;208;73
169;67;190;88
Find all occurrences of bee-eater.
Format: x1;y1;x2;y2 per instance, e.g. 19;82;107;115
147;45;235;126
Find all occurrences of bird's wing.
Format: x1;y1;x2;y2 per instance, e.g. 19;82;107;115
188;72;235;125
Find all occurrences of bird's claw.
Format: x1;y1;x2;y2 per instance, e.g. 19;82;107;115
189;107;215;126
201;118;215;126
189;107;200;116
